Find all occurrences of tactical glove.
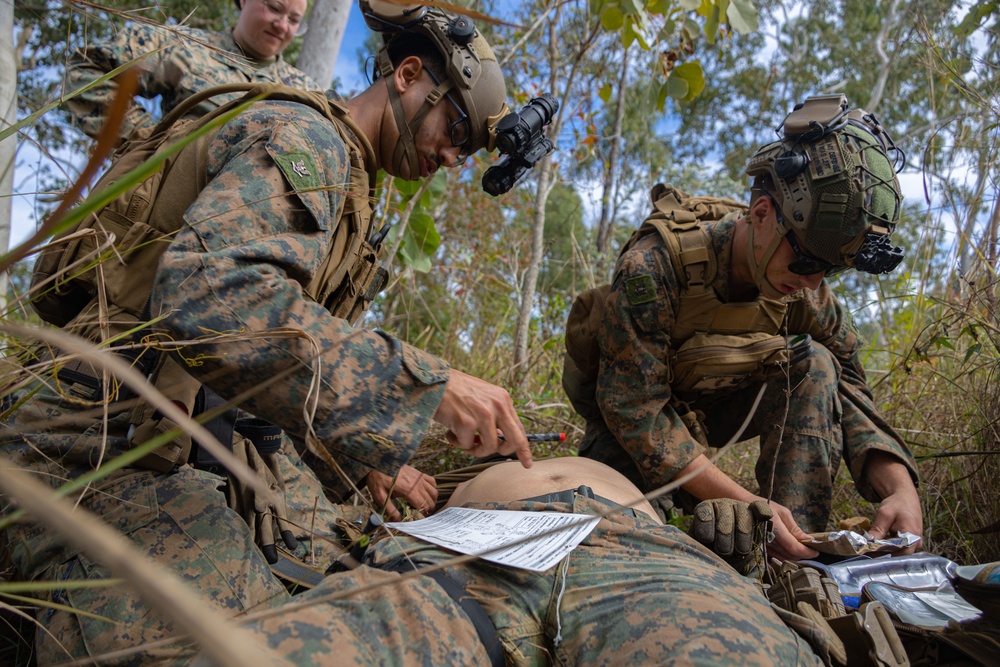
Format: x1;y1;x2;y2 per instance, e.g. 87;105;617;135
689;498;773;574
226;437;299;564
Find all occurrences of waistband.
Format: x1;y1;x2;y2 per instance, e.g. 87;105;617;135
520;484;639;518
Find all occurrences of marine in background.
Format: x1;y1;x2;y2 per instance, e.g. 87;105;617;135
563;95;922;561
67;0;319;142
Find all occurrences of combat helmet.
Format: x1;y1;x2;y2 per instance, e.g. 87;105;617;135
745;94;905;289
359;0;509;178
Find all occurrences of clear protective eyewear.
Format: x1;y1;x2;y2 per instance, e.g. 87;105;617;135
425;69;472;159
259;0;308;36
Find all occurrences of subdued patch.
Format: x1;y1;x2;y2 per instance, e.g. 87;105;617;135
273;151;321;191
625;275;657;306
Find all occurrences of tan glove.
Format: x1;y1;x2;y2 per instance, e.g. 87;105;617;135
689;498;773;574
226;437;299;564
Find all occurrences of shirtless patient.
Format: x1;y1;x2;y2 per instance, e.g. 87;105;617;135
231;457;823;666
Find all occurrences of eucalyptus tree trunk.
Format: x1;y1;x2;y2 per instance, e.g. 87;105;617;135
512;10;566;378
0;0;16;311
296;0;351;88
595;45;630;277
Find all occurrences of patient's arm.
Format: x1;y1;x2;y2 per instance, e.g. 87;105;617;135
444;457;661;524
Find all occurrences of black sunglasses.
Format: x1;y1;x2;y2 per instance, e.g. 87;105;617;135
765;194;848;276
783;231;849;276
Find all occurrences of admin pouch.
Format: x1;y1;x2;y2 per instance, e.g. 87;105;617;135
671;332;812;400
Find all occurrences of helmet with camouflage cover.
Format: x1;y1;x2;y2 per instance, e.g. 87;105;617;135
745;94;905;285
359;0;509;178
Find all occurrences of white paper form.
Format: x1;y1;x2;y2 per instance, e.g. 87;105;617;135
386;507;600;573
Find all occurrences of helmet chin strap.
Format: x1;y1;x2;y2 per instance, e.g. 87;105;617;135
746;221;788;300
383;73;451;178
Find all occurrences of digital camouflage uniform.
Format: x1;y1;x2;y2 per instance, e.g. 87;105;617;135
0;99;450;665
573;213;918;531
219;494;824;667
67;23;320;140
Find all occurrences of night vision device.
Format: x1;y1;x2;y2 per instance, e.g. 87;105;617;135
482;94;559;197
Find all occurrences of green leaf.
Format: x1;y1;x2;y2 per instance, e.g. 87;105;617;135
703;1;721;43
727;0;759;34
696;0;713;17
667;75;689;100
622;20;637;46
395;179;423;196
398;212;441;273
670;61;705;101
963;343;982;365
678;0;700;9
427;170;448;197
626;0;645;14
655;81;671;111
649;0;674;13
602;5;625;30
599;83;614;103
683;17;701;40
955;0;999;38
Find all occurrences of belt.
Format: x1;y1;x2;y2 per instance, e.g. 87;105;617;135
384;560;504;667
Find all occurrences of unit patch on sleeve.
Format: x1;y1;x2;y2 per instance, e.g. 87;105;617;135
274;151;321;191
625;274;658;306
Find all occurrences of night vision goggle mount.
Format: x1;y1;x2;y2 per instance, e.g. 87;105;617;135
749;94;907;275
483;94;559;196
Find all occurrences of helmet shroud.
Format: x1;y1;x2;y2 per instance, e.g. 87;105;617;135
745;95;903;273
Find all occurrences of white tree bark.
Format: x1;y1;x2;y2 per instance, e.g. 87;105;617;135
0;0;17;312
296;0;351;88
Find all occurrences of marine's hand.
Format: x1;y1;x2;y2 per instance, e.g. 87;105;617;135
227;441;299;564
764;499;819;562
870;487;923;555
366;466;437;521
690;498;774;574
863;451;923;555
691;498;772;558
433;369;533;468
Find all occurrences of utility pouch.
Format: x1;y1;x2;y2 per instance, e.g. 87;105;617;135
826;601;910;667
128;414;193;474
671;332;811;399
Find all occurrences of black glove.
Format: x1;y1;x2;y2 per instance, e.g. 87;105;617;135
226;437;299;564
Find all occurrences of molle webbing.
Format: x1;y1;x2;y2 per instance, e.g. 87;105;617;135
628;185;786;343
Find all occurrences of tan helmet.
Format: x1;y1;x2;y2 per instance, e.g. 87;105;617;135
745;94;905;276
360;1;509;177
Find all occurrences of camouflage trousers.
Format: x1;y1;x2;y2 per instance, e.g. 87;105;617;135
0;389;360;665
582;342;852;531
222;494;824;667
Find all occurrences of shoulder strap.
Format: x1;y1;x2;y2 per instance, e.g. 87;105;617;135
151;83;377;195
624;183;733;293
